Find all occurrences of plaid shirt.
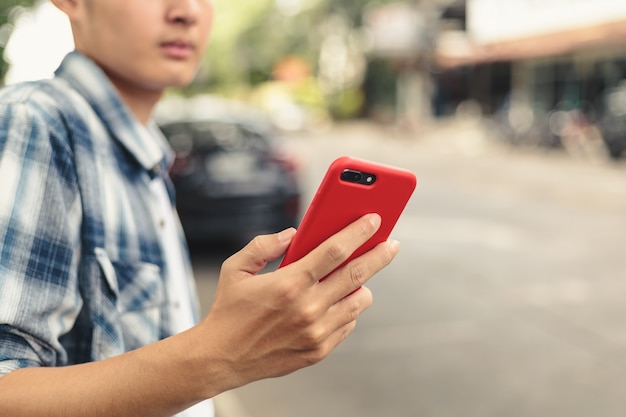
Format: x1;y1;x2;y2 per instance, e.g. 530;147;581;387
0;51;200;375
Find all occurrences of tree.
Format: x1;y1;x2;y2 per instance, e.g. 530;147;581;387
196;0;400;91
196;0;328;93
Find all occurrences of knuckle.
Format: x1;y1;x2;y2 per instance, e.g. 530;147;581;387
275;280;300;305
345;320;358;335
326;242;348;263
296;302;322;327
222;235;269;272
348;262;368;288
359;220;375;240
302;347;328;366
346;299;361;322
248;234;266;253
301;265;318;284
301;324;326;348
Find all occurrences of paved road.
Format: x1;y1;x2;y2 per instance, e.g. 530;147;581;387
192;118;626;417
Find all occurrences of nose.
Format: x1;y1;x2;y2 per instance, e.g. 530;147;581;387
166;0;201;25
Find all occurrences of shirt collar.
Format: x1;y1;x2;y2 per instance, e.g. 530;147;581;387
54;51;170;173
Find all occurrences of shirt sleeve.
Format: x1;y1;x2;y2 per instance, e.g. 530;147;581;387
0;98;83;375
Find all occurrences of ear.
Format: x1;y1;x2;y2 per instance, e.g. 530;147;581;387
50;0;81;18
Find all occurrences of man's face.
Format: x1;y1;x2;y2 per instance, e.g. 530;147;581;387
71;0;213;92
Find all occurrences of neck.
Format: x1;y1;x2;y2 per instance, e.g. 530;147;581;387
73;49;163;125
96;68;162;125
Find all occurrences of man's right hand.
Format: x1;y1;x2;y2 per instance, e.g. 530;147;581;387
192;213;400;395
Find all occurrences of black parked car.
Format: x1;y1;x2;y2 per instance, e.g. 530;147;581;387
157;97;301;246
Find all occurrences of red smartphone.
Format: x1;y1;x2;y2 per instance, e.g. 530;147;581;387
279;156;417;269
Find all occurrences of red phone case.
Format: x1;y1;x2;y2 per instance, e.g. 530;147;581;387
279;156;417;268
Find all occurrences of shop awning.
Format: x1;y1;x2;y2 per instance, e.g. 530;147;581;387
436;19;626;68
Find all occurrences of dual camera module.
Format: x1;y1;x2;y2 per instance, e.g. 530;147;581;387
340;169;377;186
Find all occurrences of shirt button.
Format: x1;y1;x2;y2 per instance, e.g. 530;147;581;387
159;219;165;228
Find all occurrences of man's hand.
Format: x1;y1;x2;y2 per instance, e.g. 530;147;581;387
195;213;400;391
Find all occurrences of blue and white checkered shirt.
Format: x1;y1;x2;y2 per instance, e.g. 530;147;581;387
0;51;201;374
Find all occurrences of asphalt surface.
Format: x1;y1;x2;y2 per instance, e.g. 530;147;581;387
191;117;626;417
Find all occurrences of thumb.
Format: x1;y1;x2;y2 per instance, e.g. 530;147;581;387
224;228;297;277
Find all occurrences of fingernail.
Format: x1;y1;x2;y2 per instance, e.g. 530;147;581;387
388;238;400;251
368;213;382;229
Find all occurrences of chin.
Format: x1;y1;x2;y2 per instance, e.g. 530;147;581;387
162;67;199;88
146;73;194;90
166;76;196;88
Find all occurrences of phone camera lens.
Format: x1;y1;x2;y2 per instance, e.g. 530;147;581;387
340;169;376;185
341;169;362;183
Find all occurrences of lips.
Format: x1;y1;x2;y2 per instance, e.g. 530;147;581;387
160;40;195;59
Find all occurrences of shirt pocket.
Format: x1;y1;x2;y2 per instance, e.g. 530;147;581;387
95;248;165;350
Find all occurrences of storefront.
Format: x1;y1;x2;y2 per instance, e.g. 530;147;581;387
435;0;626;156
436;0;626;111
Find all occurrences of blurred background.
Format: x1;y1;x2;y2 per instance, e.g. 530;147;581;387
3;0;626;416
4;0;626;156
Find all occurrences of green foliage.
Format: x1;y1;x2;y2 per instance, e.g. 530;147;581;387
199;1;379;121
199;0;398;97
0;0;37;82
328;87;365;119
0;0;35;23
201;0;327;93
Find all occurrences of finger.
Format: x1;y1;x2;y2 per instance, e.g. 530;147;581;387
300;320;358;367
321;238;399;303
291;213;382;285
302;286;373;359
328;285;373;329
222;228;296;277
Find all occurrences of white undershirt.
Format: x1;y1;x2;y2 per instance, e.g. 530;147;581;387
150;177;215;417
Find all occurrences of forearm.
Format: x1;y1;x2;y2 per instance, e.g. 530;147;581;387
0;328;225;417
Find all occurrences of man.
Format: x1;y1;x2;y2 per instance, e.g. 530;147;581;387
0;0;400;416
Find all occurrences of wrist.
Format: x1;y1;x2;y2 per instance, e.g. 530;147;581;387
165;324;239;402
